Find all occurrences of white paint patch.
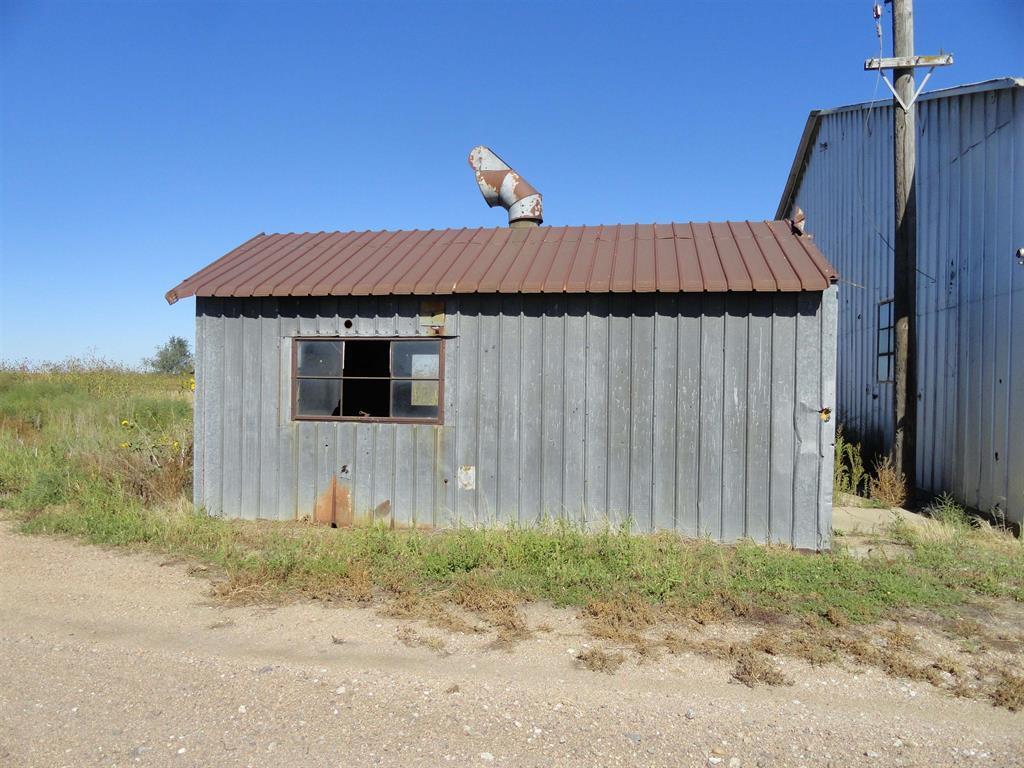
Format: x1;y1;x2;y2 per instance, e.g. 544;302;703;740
457;465;476;491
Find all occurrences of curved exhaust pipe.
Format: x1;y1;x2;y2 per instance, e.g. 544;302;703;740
468;146;543;227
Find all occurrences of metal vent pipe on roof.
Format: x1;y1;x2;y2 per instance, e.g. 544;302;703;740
468;146;543;228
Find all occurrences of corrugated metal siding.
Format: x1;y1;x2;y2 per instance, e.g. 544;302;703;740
790;82;1023;525
194;291;837;548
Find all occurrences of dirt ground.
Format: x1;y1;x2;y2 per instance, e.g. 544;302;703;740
0;523;1020;768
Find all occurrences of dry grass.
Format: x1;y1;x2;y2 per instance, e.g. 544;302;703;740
582;596;658;640
731;651;792;688
882;624;918;651
869;455;908;508
824;607;849;628
211;570;281;604
395;626;449;656
685;598;727;626
381;590;480;635
989;670;1024;712
450;578;532;647
575;647;625;674
947;617;985;639
932;656;964;677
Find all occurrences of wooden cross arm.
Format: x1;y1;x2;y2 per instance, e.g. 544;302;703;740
864;54;954;70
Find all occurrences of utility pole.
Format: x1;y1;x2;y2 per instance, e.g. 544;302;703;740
864;0;952;492
891;0;917;491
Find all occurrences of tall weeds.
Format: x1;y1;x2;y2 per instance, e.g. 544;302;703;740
833;427;866;499
869;454;908;508
0;363;193;514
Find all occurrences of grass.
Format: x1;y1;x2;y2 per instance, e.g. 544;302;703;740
576;647;625;674
833;427;867;500
2;366;1024;708
869;455;909;508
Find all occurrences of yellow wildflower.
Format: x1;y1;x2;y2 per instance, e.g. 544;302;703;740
120;419;129;427
120;442;128;449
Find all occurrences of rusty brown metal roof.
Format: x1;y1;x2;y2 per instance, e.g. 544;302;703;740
165;221;838;303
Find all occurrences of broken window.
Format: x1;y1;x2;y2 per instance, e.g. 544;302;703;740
877;299;894;383
293;338;442;422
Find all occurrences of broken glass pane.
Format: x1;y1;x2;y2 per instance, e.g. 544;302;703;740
342;340;390;378
341;379;390;418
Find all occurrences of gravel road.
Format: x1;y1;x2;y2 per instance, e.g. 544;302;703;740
0;522;1020;767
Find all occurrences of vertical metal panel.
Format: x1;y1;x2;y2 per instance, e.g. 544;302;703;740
675;297;702;537
606;295;633;523
413;425;435;525
519;296;545;522
240;301;261;521
476;305;500;525
793;292;823;550
454;295;480;524
561;297;587;517
628;298;656;531
220;299;243;519
196;297;223;515
651;294;679;531
258;297;279;519
295;302;318;519
540;296;566;516
721;296;749;542
769;293;797;542
393;425;415;525
584;294;610;523
497;295;521;521
193;291;835;544
698;295;725;538
276;303;299;519
1008;90;1024;524
790;81;1022;525
817;285;839;549
744;295;773;541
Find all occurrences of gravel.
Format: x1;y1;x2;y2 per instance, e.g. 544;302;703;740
0;522;1020;768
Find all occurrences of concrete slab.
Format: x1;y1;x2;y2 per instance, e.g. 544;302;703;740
832;505;929;536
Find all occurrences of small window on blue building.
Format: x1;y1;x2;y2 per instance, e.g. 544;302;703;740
293;338;442;422
877;299;894;383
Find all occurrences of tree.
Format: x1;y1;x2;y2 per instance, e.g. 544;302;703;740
145;336;193;375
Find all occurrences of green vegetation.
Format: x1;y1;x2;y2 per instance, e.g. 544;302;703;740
3;365;1022;624
833;426;866;498
833;425;911;508
143;335;194;375
3;364;1023;706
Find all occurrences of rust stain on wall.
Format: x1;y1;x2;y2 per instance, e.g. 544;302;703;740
313;476;353;527
373;499;392;521
313;477;337;525
334;481;353;527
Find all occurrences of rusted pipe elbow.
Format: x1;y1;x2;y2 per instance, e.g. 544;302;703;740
468;146;543;227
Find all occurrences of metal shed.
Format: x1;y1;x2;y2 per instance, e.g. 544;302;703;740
777;77;1024;527
168;221;839;548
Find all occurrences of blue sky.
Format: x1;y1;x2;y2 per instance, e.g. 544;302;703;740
1;0;1021;366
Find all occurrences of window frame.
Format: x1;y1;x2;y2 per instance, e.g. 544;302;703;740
290;336;445;424
877;299;894;383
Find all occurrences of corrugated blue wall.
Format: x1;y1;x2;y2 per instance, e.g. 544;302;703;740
789;80;1024;525
194;289;837;548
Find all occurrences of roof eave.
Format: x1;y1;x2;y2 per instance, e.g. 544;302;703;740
775;110;822;221
776;78;1024;219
